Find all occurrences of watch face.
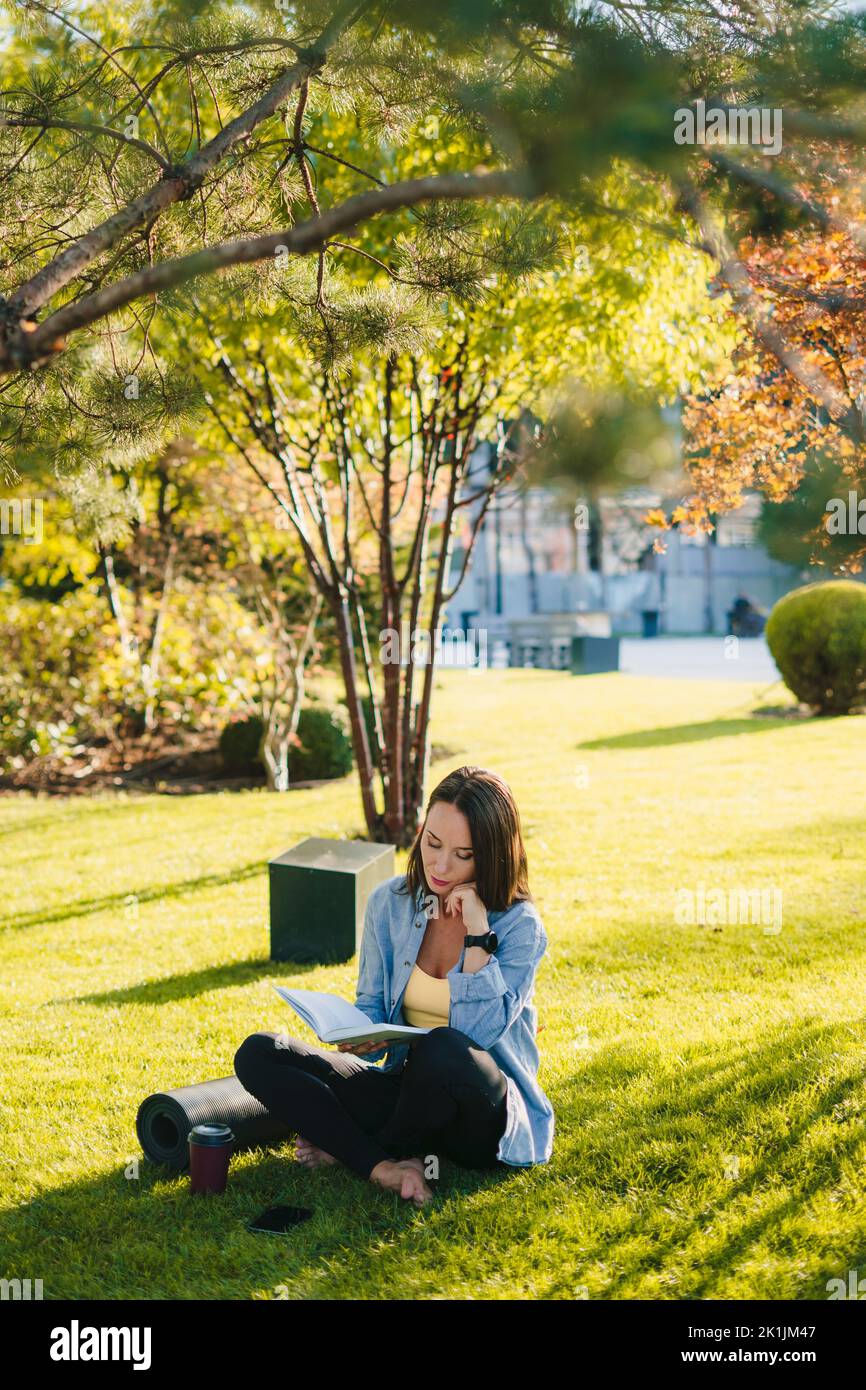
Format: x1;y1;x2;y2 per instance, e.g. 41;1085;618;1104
467;931;498;952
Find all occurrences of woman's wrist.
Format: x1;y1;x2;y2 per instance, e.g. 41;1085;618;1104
461;939;491;974
464;906;489;935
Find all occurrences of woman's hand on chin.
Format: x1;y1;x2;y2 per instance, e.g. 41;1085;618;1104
443;881;488;934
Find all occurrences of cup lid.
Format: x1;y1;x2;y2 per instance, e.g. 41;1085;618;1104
188;1123;235;1146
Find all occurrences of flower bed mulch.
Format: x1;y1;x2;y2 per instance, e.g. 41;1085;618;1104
0;730;264;796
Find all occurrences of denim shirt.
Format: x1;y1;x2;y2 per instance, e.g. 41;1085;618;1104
353;873;555;1166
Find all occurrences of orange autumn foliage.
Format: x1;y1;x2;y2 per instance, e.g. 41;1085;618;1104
675;159;866;568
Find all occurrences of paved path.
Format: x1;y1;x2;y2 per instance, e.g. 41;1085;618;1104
618;637;782;682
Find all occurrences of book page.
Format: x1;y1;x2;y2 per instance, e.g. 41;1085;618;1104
272;985;373;1037
328;1023;431;1044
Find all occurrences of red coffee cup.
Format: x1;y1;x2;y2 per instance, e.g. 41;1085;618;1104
188;1123;235;1195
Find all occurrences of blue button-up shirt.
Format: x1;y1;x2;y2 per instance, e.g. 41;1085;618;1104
353;874;555;1166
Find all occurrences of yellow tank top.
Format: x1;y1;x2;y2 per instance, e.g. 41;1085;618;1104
402;964;450;1029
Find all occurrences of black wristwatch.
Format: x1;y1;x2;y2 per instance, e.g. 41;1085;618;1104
464;930;498;954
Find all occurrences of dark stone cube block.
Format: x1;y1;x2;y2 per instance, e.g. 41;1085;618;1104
269;836;395;964
570;635;621;675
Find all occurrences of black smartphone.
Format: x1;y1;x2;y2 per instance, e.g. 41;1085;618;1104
247;1205;313;1234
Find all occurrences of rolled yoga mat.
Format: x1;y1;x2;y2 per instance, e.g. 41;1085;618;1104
136;1075;292;1170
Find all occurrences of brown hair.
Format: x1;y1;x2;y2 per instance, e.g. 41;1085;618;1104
399;766;532;913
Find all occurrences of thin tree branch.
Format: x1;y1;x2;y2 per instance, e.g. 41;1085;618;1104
0;168;527;372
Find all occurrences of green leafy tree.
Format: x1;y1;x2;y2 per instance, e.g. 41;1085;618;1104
0;0;863;393
166;170;730;843
194;464;326;790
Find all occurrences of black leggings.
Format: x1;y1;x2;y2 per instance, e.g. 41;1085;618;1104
233;1025;509;1180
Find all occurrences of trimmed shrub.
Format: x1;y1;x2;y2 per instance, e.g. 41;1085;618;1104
218;715;264;773
218;706;354;781
765;580;866;714
288;704;353;781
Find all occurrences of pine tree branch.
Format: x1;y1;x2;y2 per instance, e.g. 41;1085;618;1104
2;0;365;323
0;115;170;169
22;0;172;156
0;167;526;374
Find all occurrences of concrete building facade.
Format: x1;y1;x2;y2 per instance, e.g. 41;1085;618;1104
440;442;810;667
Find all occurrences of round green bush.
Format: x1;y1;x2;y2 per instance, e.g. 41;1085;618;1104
219;705;354;781
765;580;866;714
288;704;354;781
218;715;264;773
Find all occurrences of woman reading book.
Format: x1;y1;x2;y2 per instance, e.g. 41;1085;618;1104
233;766;554;1206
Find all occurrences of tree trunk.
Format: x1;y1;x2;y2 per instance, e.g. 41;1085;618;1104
521;489;540;614
142;536;177;731
201;343;512;845
262;731;290;791
258;589;323;793
332;586;384;836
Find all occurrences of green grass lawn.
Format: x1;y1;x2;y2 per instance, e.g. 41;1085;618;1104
2;668;865;1300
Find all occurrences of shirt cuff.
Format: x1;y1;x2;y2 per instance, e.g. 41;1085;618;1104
447;954;507;1001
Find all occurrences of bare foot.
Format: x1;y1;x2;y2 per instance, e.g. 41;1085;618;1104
294;1135;339;1169
394;1156;428;1179
370;1158;434;1206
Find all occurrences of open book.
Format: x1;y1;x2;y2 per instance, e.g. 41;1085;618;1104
272;985;431;1047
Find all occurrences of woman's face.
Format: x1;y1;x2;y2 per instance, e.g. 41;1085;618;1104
420;800;476;905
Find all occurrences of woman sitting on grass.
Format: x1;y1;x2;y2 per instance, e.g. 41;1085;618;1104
234;765;555;1206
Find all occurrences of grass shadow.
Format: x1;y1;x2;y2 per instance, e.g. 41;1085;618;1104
548;1015;866;1299
65;956;321;1008
0;861;266;933
0;810;79;840
3;1015;864;1298
579;715;822;750
0;1110;517;1301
